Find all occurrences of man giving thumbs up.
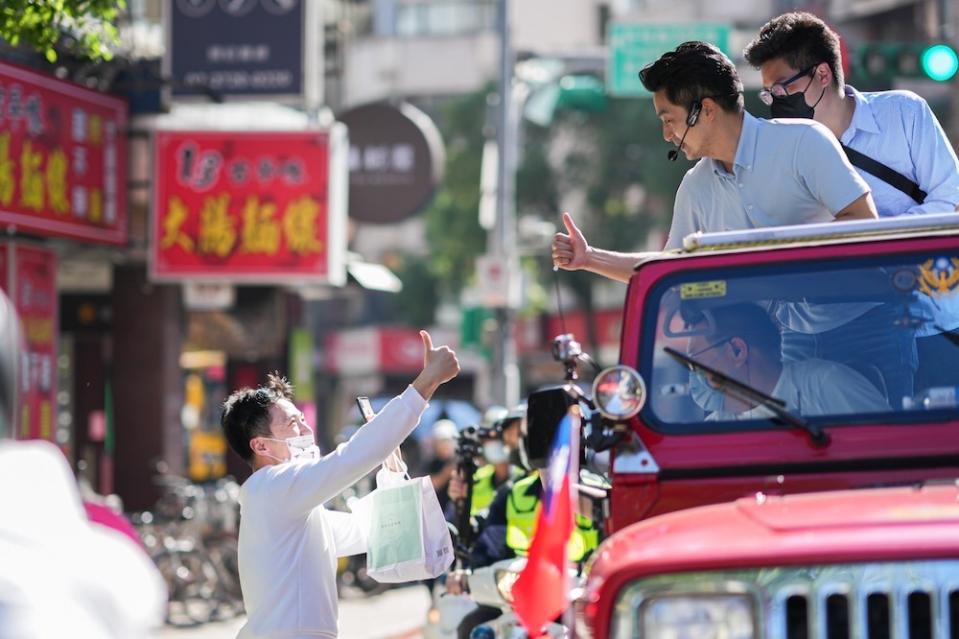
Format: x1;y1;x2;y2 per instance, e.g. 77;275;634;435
222;330;459;639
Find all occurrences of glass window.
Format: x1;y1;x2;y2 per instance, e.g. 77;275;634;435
642;252;959;434
395;1;495;37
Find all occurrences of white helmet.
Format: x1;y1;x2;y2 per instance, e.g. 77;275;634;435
481;406;508;428
431;419;458;441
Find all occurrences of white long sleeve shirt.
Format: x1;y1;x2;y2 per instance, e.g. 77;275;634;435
236;385;428;639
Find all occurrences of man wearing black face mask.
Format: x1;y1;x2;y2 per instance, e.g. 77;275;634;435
552;40;878;284
745;12;959;218
744;12;959;400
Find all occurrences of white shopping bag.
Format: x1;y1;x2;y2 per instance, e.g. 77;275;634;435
348;459;454;583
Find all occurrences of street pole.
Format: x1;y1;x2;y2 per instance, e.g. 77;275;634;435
490;0;520;409
944;0;959;146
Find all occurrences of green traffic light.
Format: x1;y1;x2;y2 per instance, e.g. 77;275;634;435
921;44;959;81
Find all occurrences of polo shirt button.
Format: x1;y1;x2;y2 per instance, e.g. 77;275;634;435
738;183;744;188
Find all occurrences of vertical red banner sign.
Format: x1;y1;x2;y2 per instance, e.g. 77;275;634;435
0;243;58;441
0;61;127;244
151;129;347;283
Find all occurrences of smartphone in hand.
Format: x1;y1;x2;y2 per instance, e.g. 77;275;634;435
358;396;404;471
356;396;375;423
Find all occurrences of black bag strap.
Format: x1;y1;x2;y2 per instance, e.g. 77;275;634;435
841;144;927;204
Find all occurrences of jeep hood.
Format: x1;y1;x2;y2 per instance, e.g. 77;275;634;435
590;484;959;587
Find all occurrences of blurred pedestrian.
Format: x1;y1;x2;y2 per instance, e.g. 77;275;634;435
221;330;459;639
427;417;458;513
0;289;166;639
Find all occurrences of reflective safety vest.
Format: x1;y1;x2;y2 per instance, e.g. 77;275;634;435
504;472;599;562
471;464;526;516
471;465;497;515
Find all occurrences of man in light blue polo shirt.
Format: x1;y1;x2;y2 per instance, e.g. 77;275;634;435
551;41;876;284
745;12;959;399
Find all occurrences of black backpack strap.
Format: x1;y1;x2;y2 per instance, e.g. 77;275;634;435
841;144;927;204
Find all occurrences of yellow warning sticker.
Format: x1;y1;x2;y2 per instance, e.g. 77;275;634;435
680;280;727;300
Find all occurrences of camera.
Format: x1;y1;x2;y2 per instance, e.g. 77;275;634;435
455;426;484;462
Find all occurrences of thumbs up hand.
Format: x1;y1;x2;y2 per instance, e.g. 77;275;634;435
412;330;460;401
552;212;590;271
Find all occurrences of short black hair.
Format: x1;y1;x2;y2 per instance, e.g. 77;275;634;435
221;373;294;465
639;41;744;113
744;12;844;88
710;304;782;358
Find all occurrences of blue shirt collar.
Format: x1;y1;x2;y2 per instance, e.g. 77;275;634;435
711;110;757;176
841;85;881;142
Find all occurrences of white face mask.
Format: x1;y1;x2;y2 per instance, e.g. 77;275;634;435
262;434;320;463
483;440;510;465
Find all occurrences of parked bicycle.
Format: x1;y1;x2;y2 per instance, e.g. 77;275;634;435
131;469;243;626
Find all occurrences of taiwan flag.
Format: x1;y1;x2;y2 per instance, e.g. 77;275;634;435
511;410;578;637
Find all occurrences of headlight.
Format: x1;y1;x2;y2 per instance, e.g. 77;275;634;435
592;366;646;420
641;594;755;639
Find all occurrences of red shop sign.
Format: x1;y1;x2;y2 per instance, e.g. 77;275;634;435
151;129;347;283
0;242;58;441
0;61;127;244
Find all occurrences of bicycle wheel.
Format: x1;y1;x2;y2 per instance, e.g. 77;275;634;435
154;549;218;626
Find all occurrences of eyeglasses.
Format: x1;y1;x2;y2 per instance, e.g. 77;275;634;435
758;64;819;106
687;336;732;359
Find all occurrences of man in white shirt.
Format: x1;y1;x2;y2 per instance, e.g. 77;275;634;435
551;41;876;284
744;11;959;401
683;303;890;421
222;330;459;639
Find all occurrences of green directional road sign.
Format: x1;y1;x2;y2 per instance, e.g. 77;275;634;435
608;23;732;97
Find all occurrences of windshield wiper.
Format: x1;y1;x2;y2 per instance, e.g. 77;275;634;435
663;346;830;447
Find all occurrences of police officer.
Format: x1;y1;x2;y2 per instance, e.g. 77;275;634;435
501;471;598;564
459;405;528;518
447;411;599;639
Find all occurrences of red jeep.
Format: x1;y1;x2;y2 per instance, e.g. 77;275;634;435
563;214;959;638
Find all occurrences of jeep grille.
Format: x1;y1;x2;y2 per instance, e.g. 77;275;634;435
612;561;959;639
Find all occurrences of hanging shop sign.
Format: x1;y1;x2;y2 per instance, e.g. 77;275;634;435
0;61;127;244
339;102;444;224
167;0;306;101
0;242;58;441
151;128;347;284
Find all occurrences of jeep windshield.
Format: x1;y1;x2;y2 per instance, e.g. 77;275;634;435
642;250;959;433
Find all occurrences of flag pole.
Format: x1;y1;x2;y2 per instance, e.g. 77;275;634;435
564;403;582;638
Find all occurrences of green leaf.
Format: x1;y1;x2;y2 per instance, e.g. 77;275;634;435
0;0;122;61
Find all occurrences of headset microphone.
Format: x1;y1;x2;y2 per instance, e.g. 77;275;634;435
666;100;702;162
667;125;691;162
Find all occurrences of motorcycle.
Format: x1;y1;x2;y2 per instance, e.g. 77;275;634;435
462;558;582;639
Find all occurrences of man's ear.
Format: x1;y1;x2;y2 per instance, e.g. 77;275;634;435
250;437;267;458
700;97;722;123
815;62;833;88
729;336;749;363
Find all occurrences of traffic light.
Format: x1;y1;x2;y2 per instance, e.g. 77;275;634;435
858;42;959;82
922;44;959;81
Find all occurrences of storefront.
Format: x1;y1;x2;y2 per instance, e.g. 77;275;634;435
0;59;127;495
